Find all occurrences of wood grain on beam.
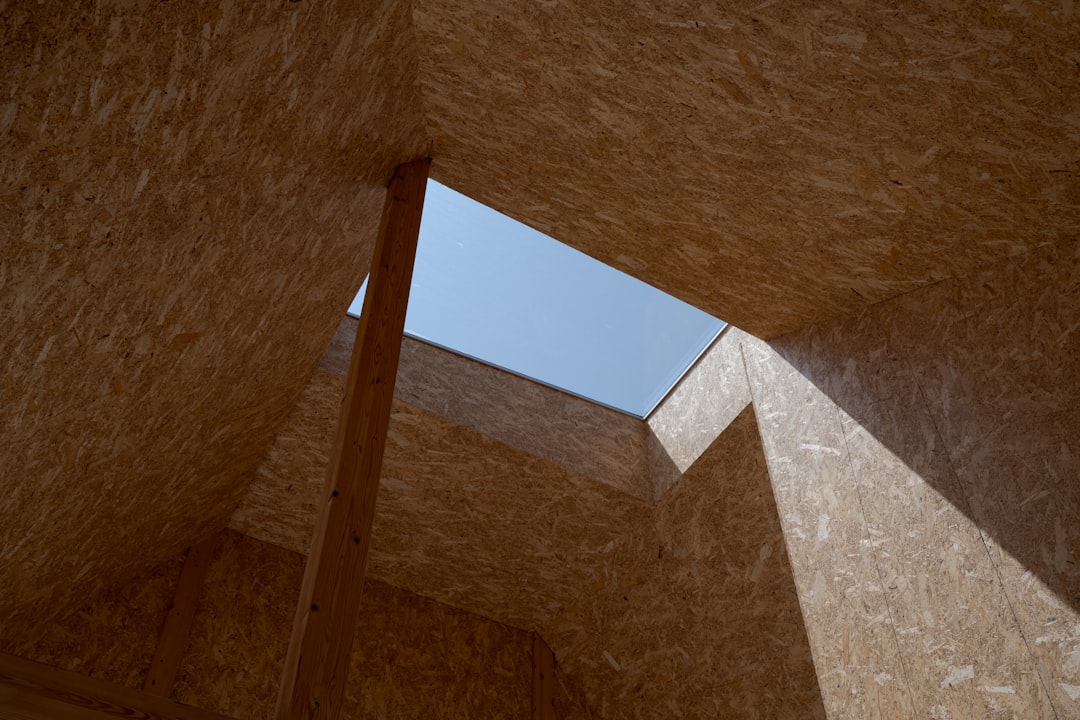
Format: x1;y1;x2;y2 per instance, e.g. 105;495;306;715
144;534;222;696
532;633;554;720
0;651;235;720
275;158;430;720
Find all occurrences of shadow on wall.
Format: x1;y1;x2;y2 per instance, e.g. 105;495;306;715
742;242;1080;715
559;406;827;719
775;243;1079;615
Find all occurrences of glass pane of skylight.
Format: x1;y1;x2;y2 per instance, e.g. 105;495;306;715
348;180;725;418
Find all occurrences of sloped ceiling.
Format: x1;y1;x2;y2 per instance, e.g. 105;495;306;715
415;0;1080;336
0;0;428;632
2;0;1078;644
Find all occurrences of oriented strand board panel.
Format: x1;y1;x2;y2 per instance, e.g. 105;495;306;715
742;331;916;718
742;241;1078;717
0;651;235;720
173;531;532;720
230;366;651;629
0;552;184;691
412;0;1080;338
870;239;1080;716
552;406;825;718
646;327;752;500
0;0;428;634
321;316;651;499
231;370;823;716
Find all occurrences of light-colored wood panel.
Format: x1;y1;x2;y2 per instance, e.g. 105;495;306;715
276;159;429;720
0;0;429;640
414;0;1079;338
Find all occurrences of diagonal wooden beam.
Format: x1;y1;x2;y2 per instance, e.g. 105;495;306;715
532;633;555;720
0;651;236;720
275;158;430;720
144;533;222;696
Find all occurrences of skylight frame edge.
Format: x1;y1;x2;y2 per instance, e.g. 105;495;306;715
346;311;732;421
343;311;651;419
641;322;730;422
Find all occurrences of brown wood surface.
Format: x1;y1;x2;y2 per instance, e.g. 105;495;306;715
275;158;430;720
0;651;235;720
144;534;222;696
532;634;554;720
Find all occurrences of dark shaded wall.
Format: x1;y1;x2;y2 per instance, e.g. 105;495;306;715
549;407;826;719
740;240;1079;717
1;531;537;719
175;531;533;719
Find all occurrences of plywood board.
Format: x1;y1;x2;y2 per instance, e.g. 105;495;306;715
0;0;428;635
322;316;651;499
413;0;1080;338
741;242;1078;716
231;377;823;717
174;531;531;720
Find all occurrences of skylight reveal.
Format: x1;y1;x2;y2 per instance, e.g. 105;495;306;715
348;180;725;418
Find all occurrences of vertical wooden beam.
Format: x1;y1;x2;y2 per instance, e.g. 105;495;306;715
143;533;221;697
532;633;555;720
275;159;430;720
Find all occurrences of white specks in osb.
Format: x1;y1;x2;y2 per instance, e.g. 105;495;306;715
1;0;429;635
940;665;974;689
413;0;1080;338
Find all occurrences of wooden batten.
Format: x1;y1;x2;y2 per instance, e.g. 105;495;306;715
532;634;554;720
0;651;235;720
275;159;430;720
144;534;222;696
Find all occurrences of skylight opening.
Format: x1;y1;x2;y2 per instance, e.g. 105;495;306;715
348;180;725;419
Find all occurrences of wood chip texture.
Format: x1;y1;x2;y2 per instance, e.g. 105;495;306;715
231;371;825;717
0;552;184;690
742;240;1079;717
0;0;428;635
173;530;532;720
413;0;1080;338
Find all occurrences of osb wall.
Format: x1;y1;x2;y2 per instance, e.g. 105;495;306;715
0;0;427;638
230;367;651;633
549;406;825;718
646;327;751;501
413;0;1080;338
231;355;824;716
173;530;533;719
320;316;651;500
741;240;1079;717
0;530;534;719
0;551;184;690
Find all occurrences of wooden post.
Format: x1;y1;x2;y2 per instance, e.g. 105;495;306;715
532;633;555;720
144;533;221;696
275;159;430;720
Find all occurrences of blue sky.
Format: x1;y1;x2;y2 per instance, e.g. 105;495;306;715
348;180;724;417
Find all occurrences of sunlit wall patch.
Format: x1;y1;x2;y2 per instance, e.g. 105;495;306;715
348;180;725;419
